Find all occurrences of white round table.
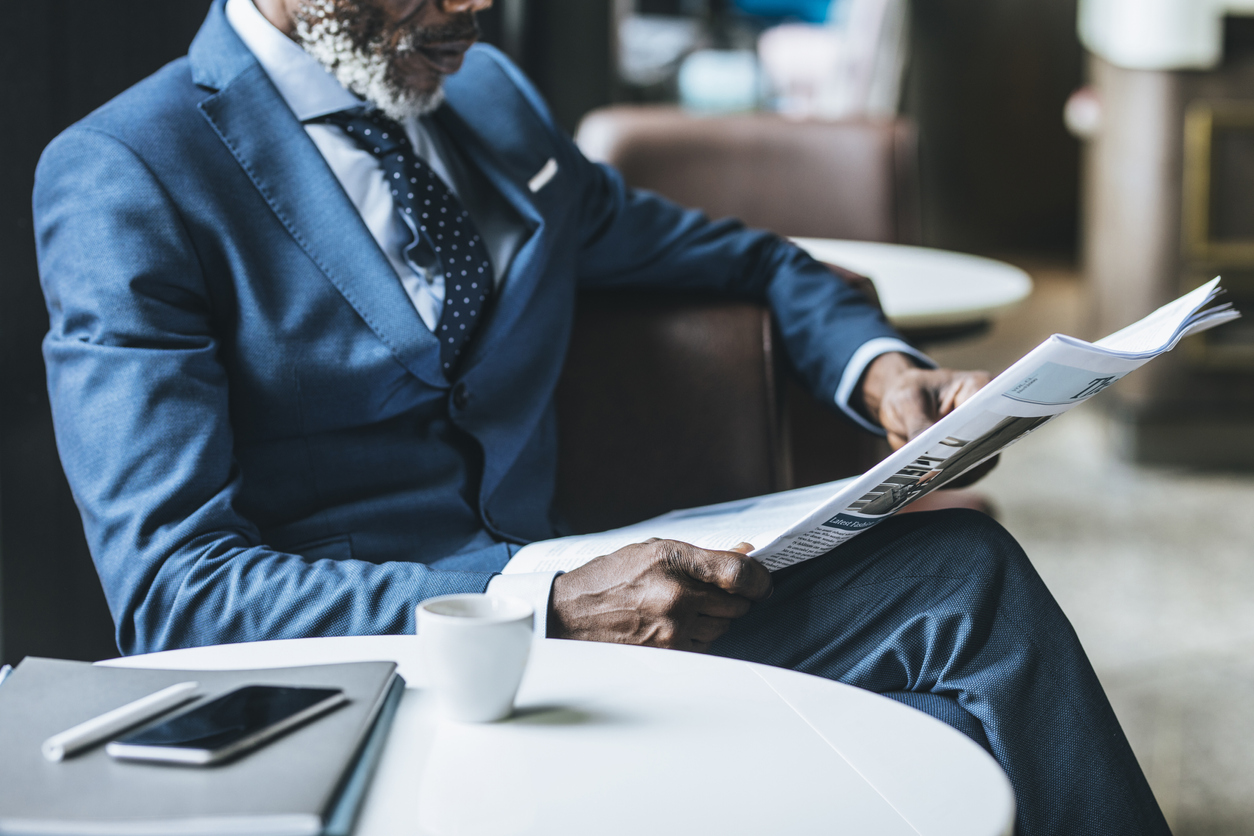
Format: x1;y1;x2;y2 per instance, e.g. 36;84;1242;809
792;238;1033;331
103;637;1014;836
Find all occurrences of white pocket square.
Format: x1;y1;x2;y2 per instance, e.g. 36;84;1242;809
528;158;558;193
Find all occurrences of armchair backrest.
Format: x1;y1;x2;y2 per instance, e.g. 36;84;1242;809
575;106;920;243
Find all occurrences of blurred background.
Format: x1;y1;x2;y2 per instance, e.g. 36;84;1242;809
1;1;1252;831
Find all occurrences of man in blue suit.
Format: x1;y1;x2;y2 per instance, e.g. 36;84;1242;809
33;0;1170;832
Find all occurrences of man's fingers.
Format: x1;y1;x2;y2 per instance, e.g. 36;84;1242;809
939;371;991;416
883;370;992;447
691;587;754;619
882;386;936;448
554;539;771;648
902;397;937;441
665;542;773;600
690;615;734;644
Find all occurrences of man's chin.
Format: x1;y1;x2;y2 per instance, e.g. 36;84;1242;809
372;83;446;122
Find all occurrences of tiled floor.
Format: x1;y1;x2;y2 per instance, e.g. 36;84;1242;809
929;262;1254;835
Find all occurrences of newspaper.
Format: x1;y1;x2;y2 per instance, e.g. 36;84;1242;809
505;278;1239;574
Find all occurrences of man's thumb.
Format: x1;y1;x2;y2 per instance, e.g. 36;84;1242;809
676;547;772;600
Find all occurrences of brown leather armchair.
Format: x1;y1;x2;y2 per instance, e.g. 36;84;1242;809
554;107;922;534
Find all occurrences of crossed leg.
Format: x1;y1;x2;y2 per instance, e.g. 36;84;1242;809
710;508;1171;836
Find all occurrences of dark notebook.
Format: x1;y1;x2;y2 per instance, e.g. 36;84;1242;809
0;657;404;836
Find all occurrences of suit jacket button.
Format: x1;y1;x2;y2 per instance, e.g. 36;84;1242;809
452;383;471;411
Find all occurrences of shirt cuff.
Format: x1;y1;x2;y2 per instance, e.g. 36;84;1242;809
486;571;560;638
834;337;937;434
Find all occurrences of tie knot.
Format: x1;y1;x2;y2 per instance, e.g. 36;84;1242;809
314;109;409;157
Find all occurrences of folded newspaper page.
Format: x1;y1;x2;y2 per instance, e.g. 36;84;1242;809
505;278;1239;574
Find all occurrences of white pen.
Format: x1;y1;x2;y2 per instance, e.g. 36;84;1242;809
41;681;200;762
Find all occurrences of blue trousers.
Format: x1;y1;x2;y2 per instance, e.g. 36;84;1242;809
709;509;1171;836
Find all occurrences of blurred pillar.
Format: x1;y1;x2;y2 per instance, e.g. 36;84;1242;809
519;0;617;132
1082;18;1254;466
904;0;1084;254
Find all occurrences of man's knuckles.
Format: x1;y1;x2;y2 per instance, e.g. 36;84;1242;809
714;594;754;619
650;581;687;615
646;621;683;648
576;539;768;651
691;616;733;643
652;539;700;571
648;539;770;596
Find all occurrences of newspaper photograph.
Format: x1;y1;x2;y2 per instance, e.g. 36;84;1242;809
504;278;1239;575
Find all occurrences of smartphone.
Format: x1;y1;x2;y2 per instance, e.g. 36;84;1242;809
105;685;349;765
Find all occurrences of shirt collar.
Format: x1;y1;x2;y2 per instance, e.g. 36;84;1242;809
224;0;361;121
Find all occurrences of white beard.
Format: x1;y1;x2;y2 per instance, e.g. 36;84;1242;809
295;2;445;123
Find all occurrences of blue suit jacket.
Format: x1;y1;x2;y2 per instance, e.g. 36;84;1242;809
33;1;900;654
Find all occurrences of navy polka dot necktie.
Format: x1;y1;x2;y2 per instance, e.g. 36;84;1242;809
315;109;494;375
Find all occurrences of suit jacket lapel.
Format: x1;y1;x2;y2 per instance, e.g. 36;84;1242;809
190;2;446;388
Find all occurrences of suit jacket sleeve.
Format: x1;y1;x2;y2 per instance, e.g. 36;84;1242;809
569;156;906;406
35;127;499;655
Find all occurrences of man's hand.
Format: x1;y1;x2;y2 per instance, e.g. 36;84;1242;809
547;539;772;652
857;352;997;486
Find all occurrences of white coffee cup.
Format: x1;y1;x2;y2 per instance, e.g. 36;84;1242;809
417;594;534;722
